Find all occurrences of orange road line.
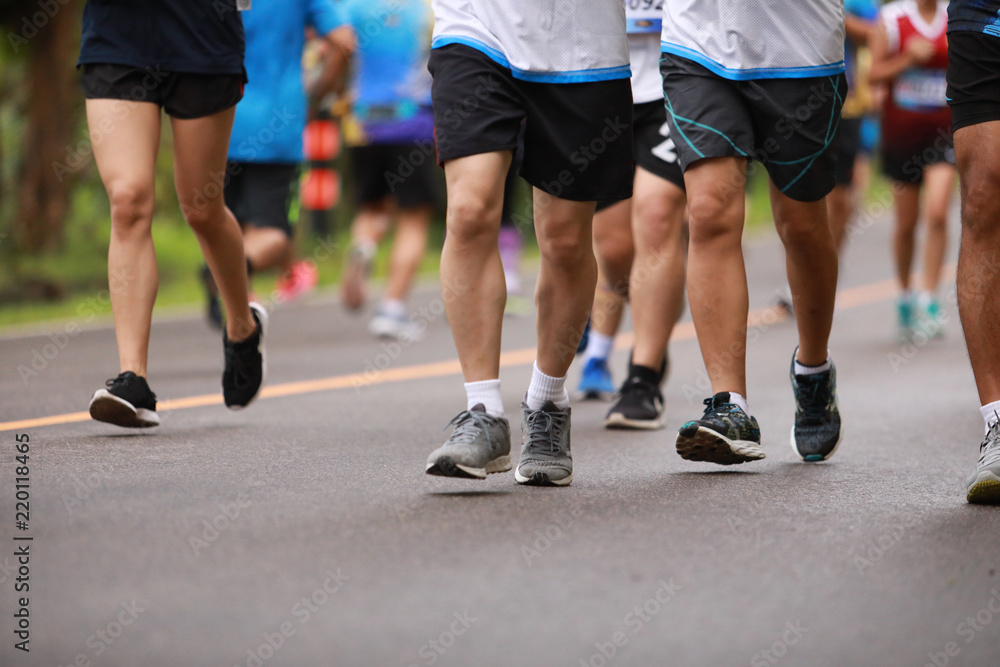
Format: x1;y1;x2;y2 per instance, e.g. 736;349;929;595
0;272;937;433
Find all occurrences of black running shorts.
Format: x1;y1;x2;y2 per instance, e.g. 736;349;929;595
660;54;847;203
947;30;1000;132
81;63;244;120
224;162;299;237
348;143;439;209
428;43;635;203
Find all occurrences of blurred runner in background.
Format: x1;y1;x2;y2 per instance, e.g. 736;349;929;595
334;0;438;341
201;0;344;329
869;0;955;342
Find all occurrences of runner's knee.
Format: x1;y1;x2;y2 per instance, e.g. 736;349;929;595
107;183;154;234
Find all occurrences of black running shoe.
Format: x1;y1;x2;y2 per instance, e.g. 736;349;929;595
790;353;842;462
200;265;223;330
604;363;665;430
222;302;268;409
676;392;764;464
89;371;160;428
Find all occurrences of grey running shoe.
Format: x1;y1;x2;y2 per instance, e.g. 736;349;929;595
967;416;1000;504
515;401;572;486
790;352;842;462
676;392;764;465
426;404;511;479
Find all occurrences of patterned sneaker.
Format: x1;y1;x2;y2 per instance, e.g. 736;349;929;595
222;302;267;410
967;416;1000;504
790;353;842;462
897;296;915;343
515;401;573;486
425;404;512;479
676;392;764;465
89;371;160;428
578;357;614;399
604;364;665;430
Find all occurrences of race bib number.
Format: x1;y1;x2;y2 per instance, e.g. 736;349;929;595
893;69;947;111
625;0;662;34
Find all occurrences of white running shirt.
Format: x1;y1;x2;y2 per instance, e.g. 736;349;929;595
431;0;631;83
626;0;664;103
660;0;846;80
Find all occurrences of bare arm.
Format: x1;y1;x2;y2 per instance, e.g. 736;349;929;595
867;19;933;84
308;25;355;101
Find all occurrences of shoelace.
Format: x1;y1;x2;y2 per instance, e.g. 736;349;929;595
980;413;1000;466
702;395;736;416
525;409;568;454
795;375;831;424
444;409;498;449
107;372;156;401
616;378;660;403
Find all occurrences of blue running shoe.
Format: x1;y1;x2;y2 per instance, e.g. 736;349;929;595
578;357;614;399
576;318;591;355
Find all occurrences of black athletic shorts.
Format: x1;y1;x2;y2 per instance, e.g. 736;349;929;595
428;43;634;202
224;162;298;237
660;54;847;203
833;117;862;186
595;100;685;211
348;143;438;209
947;30;1000;132
81;63;244;119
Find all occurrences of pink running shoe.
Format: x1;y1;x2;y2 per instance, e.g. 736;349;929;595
276;261;319;303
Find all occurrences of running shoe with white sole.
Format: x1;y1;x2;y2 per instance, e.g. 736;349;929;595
222;302;267;409
425;404;511;479
676;392;764;465
89;371;160;428
578;357;614;399
789;353;842;462
515;400;573;486
369;308;425;341
605;375;664;430
967;416;1000;504
897;296;915;343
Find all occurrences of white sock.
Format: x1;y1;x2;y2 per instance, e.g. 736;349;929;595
465;379;504;417
381;299;407;319
981;400;1000;434
900;289;914;304
918;291;935;308
526;362;570;410
583;331;614;362
728;391;749;414
794;354;832;376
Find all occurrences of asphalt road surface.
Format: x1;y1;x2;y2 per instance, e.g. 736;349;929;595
1;211;998;667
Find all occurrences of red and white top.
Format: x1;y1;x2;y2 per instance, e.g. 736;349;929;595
880;0;951;147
